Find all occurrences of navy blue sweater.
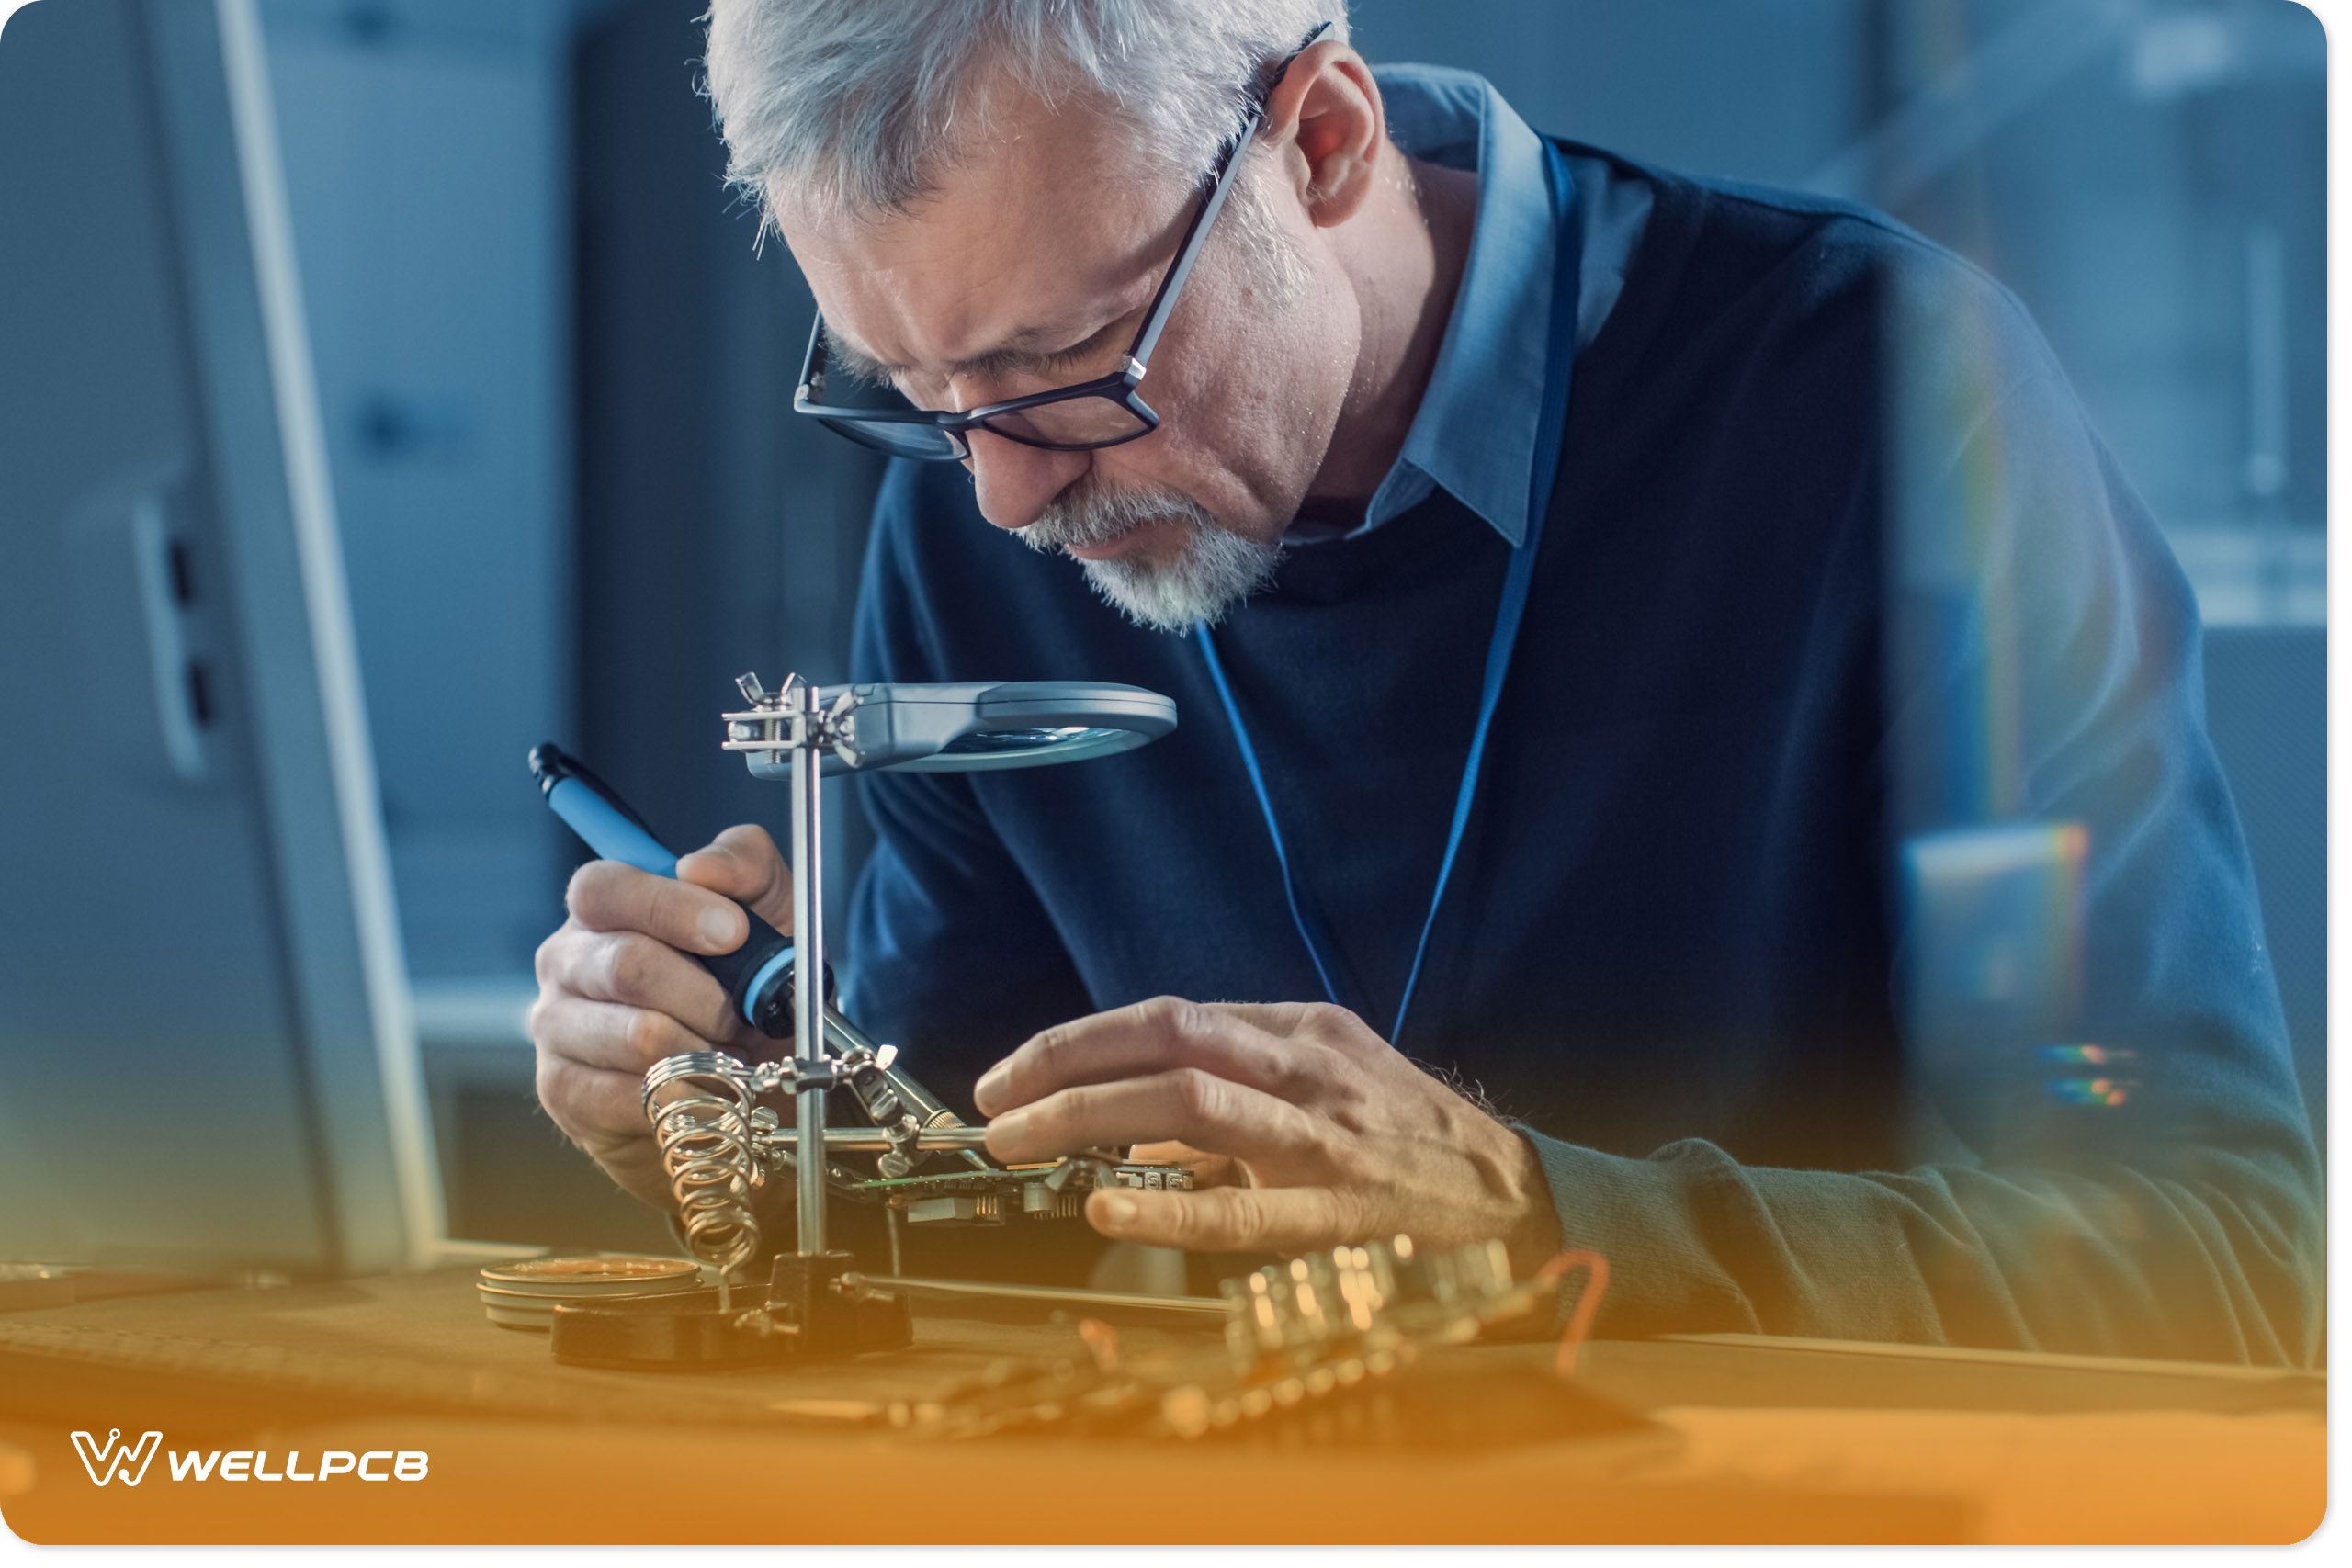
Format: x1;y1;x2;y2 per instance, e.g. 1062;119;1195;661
839;145;2322;1363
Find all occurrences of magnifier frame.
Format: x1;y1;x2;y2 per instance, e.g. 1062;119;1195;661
724;679;1179;779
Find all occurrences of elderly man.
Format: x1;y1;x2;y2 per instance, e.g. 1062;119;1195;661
531;1;2318;1361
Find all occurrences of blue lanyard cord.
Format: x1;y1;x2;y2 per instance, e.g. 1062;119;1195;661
1197;141;1584;1047
1192;625;1351;1011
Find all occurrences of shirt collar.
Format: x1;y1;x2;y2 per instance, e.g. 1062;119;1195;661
1344;66;1562;549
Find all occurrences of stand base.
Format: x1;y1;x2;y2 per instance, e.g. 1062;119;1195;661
548;1287;795;1371
545;1258;913;1371
769;1250;915;1356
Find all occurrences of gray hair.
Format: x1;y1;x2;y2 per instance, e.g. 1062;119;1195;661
700;0;1350;229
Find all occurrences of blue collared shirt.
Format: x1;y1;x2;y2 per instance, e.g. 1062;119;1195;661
1286;67;1652;548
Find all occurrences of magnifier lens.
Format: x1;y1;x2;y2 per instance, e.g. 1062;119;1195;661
939;726;1102;755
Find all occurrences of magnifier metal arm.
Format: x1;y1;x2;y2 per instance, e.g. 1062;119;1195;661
827;1015;989;1178
755;1019;982;1179
751;951;975;1170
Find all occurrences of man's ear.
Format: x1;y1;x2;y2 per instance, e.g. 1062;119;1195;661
1260;40;1386;230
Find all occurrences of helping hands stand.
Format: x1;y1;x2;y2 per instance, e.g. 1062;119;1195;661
551;673;1189;1371
551;676;904;1368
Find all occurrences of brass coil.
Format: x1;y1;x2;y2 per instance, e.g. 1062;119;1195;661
640;1052;765;1279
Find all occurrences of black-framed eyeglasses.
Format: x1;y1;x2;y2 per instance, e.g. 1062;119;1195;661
792;22;1332;462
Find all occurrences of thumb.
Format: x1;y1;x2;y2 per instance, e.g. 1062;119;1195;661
1086;1183;1351;1255
676;824;795;934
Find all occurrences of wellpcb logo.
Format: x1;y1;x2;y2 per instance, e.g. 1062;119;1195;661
72;1427;428;1486
71;1429;163;1487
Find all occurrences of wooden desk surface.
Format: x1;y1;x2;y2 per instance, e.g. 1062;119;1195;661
0;1267;2324;1545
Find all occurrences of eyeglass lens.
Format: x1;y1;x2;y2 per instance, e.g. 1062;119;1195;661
978;396;1150;450
819;393;1149;459
818;418;966;459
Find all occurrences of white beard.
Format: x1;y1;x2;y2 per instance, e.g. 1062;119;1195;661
1017;479;1282;633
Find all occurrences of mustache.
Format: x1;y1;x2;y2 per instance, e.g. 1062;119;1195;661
1017;474;1218;554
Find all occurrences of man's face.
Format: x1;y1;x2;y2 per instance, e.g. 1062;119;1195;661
779;84;1361;628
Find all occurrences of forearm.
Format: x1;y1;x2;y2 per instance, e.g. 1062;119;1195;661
1521;1130;2322;1366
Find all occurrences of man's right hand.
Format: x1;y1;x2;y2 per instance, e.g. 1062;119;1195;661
529;823;793;1213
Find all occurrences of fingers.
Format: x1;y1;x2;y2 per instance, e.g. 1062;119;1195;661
536;919;741;1046
534;1055;679;1213
1085;1183;1355;1254
532;822;785;1218
1194;1001;1329;1039
533;1052;648;1152
527;987;714;1161
568;859;746;957
676;824;793;934
974;997;1352;1117
984;1067;1329;1168
528;992;713;1076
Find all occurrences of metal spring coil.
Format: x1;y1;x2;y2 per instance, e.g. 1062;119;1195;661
641;1052;766;1279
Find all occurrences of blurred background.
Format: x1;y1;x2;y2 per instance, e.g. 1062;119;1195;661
244;0;2324;1249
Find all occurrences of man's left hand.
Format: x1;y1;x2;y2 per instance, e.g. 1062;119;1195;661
973;998;1564;1275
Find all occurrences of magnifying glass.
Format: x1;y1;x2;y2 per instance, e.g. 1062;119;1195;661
723;677;1177;777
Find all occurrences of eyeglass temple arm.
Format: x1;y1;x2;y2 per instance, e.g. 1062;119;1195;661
797;310;829;399
1124;20;1334;373
1124;121;1256;373
802;21;1332;400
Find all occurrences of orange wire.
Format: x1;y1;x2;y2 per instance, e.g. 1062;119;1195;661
1077;1315;1121;1373
1529;1248;1611;1377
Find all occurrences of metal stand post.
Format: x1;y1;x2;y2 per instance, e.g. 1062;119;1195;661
791;678;826;1258
773;677;910;1352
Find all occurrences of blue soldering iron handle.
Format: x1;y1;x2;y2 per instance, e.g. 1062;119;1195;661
528;741;829;1038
